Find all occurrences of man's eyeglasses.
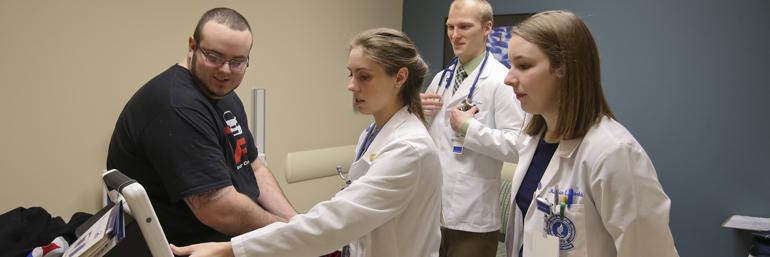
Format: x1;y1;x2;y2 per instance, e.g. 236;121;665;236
195;40;249;71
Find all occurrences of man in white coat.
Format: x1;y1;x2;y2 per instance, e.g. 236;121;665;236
421;0;525;256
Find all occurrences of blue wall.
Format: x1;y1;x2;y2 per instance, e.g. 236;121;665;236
404;0;770;255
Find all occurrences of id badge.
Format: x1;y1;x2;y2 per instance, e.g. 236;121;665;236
533;234;560;257
452;138;464;154
536;197;552;215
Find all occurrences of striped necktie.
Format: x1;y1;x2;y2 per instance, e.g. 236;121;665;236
452;65;468;95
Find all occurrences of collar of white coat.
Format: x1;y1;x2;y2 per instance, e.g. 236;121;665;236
360;106;411;163
555;116;619;159
523;129;582;160
528;132;582;199
445;55;497;106
558;136;582;159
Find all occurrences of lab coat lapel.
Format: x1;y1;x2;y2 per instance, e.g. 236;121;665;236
506;133;535;257
350;125;374;181
359;107;408;165
507;133;583;256
509;134;536;202
445;76;470;108
535;136;583;197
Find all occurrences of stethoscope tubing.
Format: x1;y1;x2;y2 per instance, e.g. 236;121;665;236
356;122;380;162
435;50;490;101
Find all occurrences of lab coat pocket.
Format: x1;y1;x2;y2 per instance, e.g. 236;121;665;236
550;204;587;256
450;173;497;225
348;158;371;182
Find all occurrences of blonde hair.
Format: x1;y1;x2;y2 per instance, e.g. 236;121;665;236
514;10;615;141
451;0;494;25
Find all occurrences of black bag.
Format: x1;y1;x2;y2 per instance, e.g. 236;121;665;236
0;207;92;257
750;231;770;257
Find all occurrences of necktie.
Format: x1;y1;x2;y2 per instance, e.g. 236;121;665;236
453;65;468;95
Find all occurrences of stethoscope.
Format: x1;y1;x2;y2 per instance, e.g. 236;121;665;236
355;122;381;162
434;49;490;101
337;122;382;190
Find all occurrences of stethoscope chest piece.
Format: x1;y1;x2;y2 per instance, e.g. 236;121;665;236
459;98;479;113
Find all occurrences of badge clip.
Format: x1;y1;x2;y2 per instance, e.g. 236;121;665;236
536;197;553;215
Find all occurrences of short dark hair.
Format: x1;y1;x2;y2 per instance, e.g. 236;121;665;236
193;7;251;43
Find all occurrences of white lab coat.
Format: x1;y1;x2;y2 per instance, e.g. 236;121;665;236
425;54;525;232
504;116;678;257
231;107;442;257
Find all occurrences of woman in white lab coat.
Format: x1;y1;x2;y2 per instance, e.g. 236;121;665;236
503;11;679;256
170;28;442;257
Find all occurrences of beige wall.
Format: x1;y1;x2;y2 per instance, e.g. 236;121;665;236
0;1;402;220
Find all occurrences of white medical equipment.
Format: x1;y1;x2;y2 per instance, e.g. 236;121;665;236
78;169;174;257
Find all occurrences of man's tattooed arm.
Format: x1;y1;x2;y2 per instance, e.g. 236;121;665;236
185;187;231;210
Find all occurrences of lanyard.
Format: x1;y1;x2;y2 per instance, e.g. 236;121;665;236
434;50;490;101
356;122;381;162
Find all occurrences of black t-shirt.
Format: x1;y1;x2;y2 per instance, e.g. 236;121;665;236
107;64;259;246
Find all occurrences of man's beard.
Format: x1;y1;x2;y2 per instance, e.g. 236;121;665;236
190;53;231;99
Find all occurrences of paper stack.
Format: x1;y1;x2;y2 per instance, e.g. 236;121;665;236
63;202;125;257
722;215;770;231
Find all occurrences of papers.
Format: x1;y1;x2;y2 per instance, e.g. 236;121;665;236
722;215;770;231
63;202;125;257
92;202;125;257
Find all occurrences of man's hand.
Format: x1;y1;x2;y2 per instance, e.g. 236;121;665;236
450;105;478;133
171;242;235;257
420;93;443;117
183;185;281;236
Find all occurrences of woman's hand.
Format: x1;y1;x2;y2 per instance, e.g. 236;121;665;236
170;242;235;257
